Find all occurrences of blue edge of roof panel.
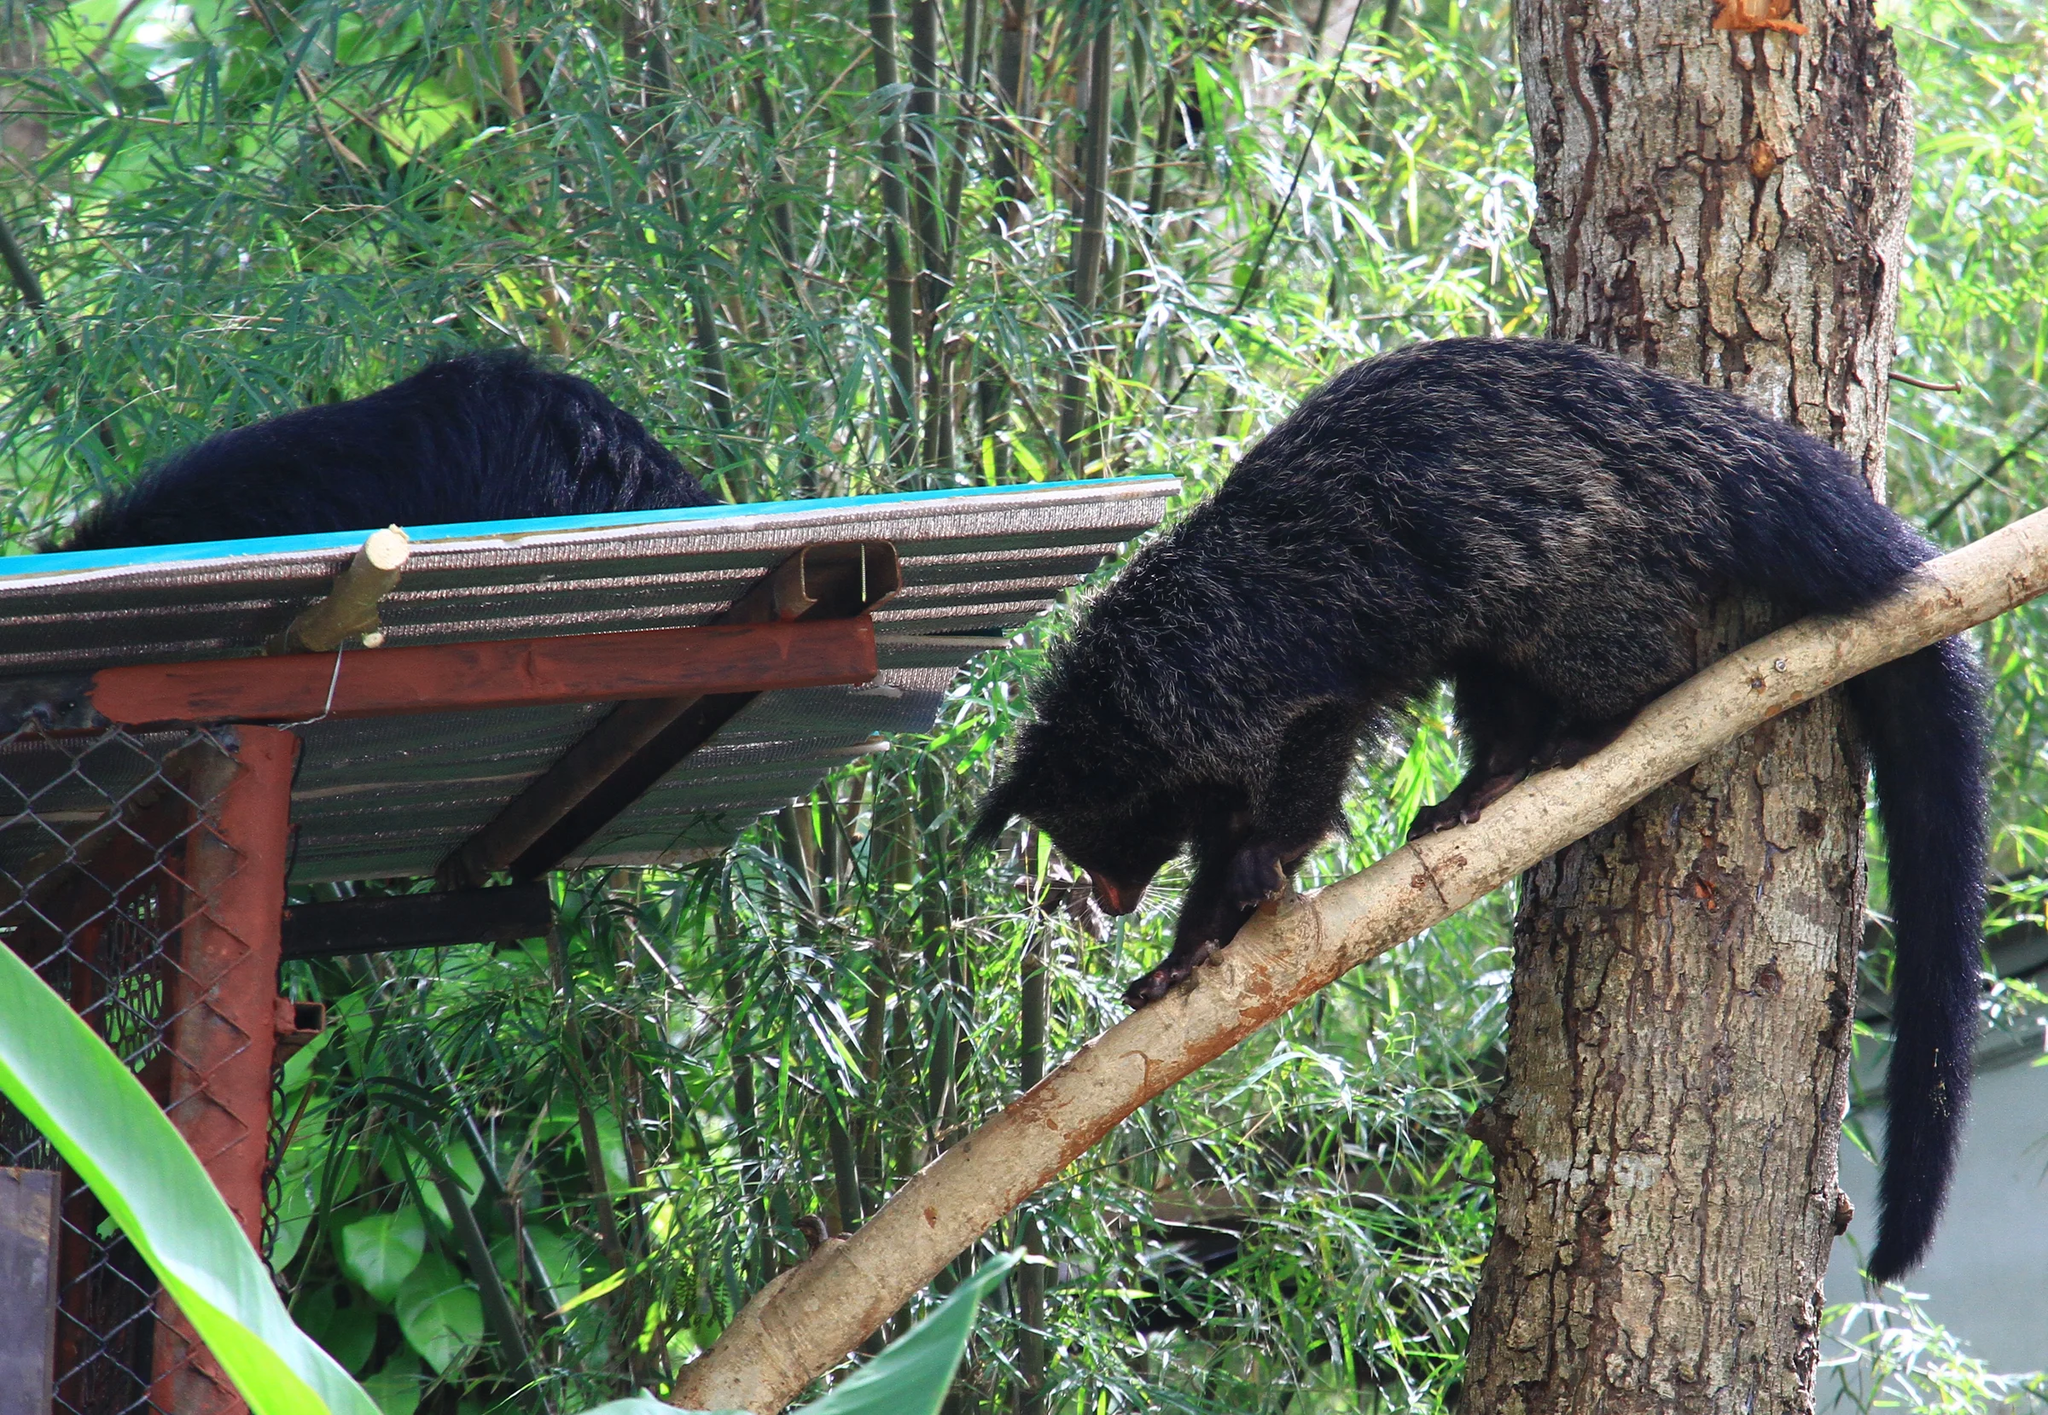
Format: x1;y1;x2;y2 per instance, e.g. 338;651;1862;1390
0;476;1182;582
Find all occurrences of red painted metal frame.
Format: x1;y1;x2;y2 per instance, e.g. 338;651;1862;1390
54;558;887;1410
89;616;879;727
148;728;298;1415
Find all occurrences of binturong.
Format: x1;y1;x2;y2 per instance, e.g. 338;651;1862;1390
58;348;715;551
970;338;1987;1285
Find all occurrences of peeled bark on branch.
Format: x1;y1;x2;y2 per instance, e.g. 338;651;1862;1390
669;507;2048;1414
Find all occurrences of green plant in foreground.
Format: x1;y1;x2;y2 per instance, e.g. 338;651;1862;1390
0;935;1011;1415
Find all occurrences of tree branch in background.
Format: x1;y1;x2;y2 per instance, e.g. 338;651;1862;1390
668;504;2048;1413
0;203;121;459
1926;410;2048;532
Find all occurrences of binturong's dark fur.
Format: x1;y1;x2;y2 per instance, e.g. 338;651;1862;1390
971;337;1987;1285
59;349;715;550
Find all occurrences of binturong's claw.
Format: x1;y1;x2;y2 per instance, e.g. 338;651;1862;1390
1123;962;1191;1008
1122;940;1226;1008
1406;801;1460;840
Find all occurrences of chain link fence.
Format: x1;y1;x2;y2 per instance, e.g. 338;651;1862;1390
0;720;282;1415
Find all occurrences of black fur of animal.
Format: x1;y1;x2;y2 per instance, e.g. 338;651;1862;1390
59;349;714;550
971;337;1988;1285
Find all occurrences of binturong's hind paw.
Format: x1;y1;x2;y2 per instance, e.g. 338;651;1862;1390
1122;940;1221;1008
1407;796;1485;839
1406;800;1462;839
1406;770;1524;840
1223;843;1291;910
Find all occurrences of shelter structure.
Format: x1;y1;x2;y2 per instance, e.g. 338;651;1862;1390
0;476;1174;1415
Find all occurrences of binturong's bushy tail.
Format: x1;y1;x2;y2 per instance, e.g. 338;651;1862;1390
1846;635;1989;1283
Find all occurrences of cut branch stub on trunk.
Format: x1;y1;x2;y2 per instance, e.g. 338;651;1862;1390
667;505;2048;1414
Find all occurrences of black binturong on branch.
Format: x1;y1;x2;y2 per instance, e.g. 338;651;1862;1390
976;336;1988;1284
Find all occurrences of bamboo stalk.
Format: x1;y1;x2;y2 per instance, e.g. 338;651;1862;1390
544;926;630;1286
975;0;1040;478
1055;1;1116;465
866;0;922;474
723;962;772;1277
908;0;960;474
827;1107;864;1234
1136;71;1178;337
643;3;738;467
987;0;1038;236
1013;908;1049;1415
668;507;2048;1414
907;0;947;313
940;0;984;263
1099;57;1143;322
742;0;805;279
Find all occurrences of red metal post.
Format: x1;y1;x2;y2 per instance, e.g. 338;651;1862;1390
149;728;298;1415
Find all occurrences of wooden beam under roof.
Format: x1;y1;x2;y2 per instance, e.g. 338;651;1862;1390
438;540;900;888
84;617;877;726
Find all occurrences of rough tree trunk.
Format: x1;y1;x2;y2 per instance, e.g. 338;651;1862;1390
2;0;50;172
1459;0;1913;1410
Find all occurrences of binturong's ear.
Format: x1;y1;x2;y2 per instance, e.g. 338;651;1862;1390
970;723;1047;851
967;774;1023;851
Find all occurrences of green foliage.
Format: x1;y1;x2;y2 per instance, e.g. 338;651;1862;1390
0;939;382;1415
1822;1295;2048;1413
4;0;2048;1408
0;930;1020;1414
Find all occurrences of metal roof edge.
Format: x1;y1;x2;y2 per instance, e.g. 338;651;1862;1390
2;476;1182;587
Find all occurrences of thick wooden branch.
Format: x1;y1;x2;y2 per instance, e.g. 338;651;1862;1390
670;508;2048;1414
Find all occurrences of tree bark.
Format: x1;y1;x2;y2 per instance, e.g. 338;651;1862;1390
1;0;49;171
1459;0;1914;1409
664;504;2048;1414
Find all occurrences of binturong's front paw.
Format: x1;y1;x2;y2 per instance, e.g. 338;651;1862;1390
1122;939;1221;1008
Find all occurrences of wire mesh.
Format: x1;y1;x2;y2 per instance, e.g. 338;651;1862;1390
0;719;271;1415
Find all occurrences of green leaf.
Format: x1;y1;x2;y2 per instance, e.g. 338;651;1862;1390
798;1252;1020;1415
0;943;382;1415
339;1207;426;1304
361;1358;425;1415
379;1125;484;1227
577;1253;1018;1415
292;1285;379;1375
489;1223;585;1312
394;1250;485;1374
268;1161;318;1271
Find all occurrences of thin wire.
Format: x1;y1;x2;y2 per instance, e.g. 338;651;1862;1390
279;645;347;729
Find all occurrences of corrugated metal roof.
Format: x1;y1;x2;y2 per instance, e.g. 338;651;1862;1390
0;478;1176;883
